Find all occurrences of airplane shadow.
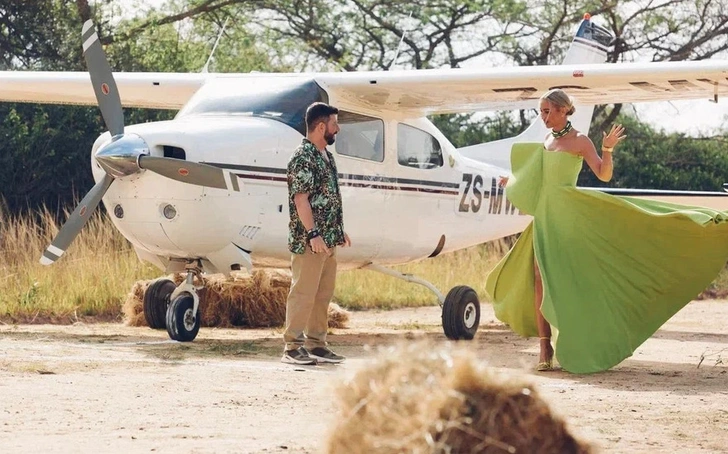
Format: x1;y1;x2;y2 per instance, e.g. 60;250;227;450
2;324;725;396
650;329;728;344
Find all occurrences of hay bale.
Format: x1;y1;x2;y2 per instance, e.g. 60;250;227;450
326;341;591;454
122;269;350;329
123;280;149;327
327;302;349;329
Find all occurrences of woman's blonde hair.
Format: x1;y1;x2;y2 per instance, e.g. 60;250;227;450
541;89;576;115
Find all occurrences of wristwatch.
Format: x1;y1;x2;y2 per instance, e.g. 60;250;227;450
306;228;321;241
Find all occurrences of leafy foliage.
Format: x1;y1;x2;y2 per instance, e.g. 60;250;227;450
0;0;726;214
582;114;728;191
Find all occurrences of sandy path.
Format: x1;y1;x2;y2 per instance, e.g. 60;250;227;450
1;301;727;453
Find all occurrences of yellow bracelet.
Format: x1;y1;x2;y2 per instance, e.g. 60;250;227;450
602;146;614;153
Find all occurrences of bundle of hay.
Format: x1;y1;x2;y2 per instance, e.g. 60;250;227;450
327;341;591;454
123;269;349;329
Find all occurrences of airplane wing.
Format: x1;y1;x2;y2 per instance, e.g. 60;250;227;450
0;72;208;109
2;60;726;114
582;186;728;211
315;59;728;115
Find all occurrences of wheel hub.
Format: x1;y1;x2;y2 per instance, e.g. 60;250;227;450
183;308;196;331
463;302;477;328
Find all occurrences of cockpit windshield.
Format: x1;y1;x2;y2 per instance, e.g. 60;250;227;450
176;78;328;135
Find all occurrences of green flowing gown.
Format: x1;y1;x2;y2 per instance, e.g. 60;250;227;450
485;143;728;374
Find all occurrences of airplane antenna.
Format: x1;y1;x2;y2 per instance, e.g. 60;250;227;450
202;17;229;73
390;11;414;68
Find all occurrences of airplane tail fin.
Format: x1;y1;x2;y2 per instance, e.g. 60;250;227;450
458;15;613;171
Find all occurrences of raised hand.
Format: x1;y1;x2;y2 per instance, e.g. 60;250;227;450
602;124;627;149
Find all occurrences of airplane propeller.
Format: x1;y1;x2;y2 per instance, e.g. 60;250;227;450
40;20;235;265
82;21;124;137
39;174;114;265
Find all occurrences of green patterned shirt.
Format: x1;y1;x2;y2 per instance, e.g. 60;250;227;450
287;138;345;254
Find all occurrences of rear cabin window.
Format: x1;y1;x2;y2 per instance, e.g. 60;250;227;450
397;123;444;169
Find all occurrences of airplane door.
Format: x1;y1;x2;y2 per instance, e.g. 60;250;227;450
375;122;459;263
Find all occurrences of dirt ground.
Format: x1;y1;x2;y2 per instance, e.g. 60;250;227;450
1;300;727;454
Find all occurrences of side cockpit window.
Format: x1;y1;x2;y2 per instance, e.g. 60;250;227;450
397;123;443;169
335;111;384;162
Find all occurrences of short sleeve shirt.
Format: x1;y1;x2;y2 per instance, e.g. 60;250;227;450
287;138;345;254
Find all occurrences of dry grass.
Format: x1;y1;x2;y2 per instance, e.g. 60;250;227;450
335;240;515;310
0;205;159;323
326;340;592;454
1;206;727;325
337;241;728;309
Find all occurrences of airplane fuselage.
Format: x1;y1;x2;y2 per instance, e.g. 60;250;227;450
92;79;531;274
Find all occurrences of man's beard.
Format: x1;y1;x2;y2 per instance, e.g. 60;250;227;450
325;132;336;145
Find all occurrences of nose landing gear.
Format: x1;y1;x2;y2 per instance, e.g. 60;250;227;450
142;260;204;342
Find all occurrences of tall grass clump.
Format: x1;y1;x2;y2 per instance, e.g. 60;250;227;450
0;204;158;323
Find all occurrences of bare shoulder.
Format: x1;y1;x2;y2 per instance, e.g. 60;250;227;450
573;132;596;155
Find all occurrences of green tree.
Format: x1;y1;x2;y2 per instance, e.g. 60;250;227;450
0;0;281;213
1;0;727;214
581;114;728;191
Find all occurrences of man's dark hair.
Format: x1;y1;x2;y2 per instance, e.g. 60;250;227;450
305;102;339;132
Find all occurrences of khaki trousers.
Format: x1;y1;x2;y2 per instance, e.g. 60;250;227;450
283;246;337;351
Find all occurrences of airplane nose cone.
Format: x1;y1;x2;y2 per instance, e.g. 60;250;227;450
95;133;150;178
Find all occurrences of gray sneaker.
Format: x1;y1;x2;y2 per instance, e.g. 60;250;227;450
307;347;345;364
281;347;317;365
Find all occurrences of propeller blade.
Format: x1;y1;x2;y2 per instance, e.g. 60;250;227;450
40;174;114;265
81;20;124;137
139;156;240;192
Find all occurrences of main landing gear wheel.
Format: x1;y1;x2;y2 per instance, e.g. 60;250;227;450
143;278;175;329
442;285;480;340
166;293;200;342
361;264;481;340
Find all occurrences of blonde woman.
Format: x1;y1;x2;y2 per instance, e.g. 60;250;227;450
488;89;728;373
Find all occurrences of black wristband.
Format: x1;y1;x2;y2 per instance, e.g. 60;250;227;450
306;228;320;241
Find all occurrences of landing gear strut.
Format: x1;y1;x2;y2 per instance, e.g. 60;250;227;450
165;260;203;342
142;260;204;341
364;264;480;340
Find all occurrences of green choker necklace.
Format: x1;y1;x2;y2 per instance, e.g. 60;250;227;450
551;121;572;138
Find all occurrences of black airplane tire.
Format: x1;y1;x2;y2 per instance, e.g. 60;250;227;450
166;293;201;342
442;286;480;340
143;278;176;329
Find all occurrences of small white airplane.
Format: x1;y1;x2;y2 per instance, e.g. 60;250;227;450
2;15;727;342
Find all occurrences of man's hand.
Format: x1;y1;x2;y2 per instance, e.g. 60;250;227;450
343;232;351;247
310;236;330;255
